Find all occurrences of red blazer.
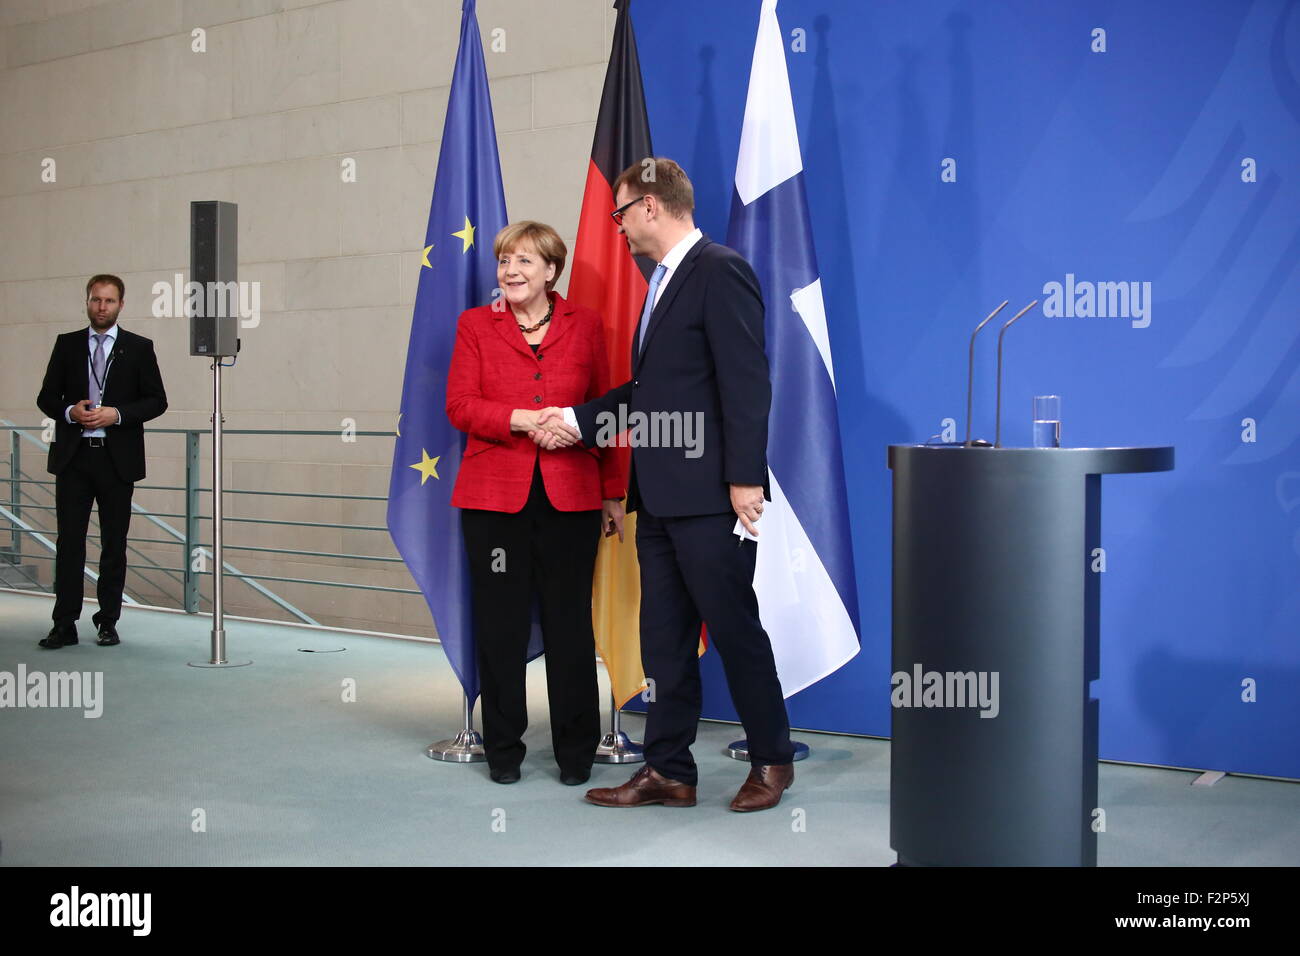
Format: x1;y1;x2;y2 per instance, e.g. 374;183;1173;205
447;292;626;512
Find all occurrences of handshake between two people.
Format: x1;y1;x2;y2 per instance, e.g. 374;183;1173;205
509;405;624;541
505;405;766;538
509;406;579;451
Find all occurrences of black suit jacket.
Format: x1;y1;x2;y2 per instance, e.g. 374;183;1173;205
574;236;770;517
36;326;168;483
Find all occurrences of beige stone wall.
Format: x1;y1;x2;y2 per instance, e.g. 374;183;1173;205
0;0;616;637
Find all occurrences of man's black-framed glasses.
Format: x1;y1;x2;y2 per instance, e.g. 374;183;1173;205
610;195;648;225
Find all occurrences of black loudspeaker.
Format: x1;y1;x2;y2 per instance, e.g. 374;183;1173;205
189;200;239;357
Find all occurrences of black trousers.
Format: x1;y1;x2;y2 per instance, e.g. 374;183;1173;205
52;441;134;627
636;508;794;786
460;464;602;773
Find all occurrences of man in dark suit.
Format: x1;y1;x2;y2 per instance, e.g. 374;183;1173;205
536;158;795;812
35;274;168;648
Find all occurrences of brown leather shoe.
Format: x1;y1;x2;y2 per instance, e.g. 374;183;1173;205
584;765;697;808
729;763;794;812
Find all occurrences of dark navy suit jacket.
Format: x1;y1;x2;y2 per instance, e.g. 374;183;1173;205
574;236;771;517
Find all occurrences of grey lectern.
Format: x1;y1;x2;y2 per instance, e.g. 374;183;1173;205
887;445;1174;867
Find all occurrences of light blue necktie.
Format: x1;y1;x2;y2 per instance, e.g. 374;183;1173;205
637;263;668;355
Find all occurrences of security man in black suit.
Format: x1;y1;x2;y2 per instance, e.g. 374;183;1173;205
35;274;168;648
532;158;795;812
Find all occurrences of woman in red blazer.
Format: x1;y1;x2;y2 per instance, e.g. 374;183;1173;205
446;221;625;786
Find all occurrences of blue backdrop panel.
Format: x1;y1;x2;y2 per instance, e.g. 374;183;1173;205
625;0;1300;778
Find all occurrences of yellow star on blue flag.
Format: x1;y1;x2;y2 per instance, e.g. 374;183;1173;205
452;216;475;253
409;449;440;484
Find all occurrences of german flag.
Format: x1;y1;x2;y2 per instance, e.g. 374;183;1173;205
567;0;655;709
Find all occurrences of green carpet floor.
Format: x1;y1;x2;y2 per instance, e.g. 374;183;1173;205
1;590;1296;866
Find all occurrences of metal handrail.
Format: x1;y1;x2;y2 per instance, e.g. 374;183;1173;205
145;428;395;436
1;420;416;633
132;484;389;502
0;502;140;606
195;570;418;595
6;429;187;609
0;420;378;626
202;488;390;501
8;534;405;565
211;516;388;530
215;545;403;563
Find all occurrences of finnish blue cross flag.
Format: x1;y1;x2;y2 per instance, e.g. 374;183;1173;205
387;0;507;704
727;0;861;695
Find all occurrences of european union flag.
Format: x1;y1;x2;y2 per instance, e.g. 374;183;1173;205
387;0;507;704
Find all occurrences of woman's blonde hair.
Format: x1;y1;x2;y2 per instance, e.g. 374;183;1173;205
493;221;568;291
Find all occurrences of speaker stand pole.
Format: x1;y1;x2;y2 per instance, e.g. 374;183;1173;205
190;358;250;669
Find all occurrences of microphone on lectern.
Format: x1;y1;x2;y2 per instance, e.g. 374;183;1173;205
993;300;1039;449
964;300;1008;448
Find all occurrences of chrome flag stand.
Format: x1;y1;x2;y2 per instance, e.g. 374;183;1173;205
426;693;485;762
594;691;643;764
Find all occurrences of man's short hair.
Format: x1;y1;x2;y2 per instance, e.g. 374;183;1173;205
85;274;125;299
613;157;695;220
493;221;568;291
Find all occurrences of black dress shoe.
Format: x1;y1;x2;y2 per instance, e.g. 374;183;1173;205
489;767;521;784
38;626;78;649
96;623;120;646
559;768;591;786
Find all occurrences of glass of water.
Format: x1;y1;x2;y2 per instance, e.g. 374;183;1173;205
1033;395;1061;448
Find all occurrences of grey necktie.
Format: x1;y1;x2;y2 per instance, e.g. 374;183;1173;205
89;333;106;407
